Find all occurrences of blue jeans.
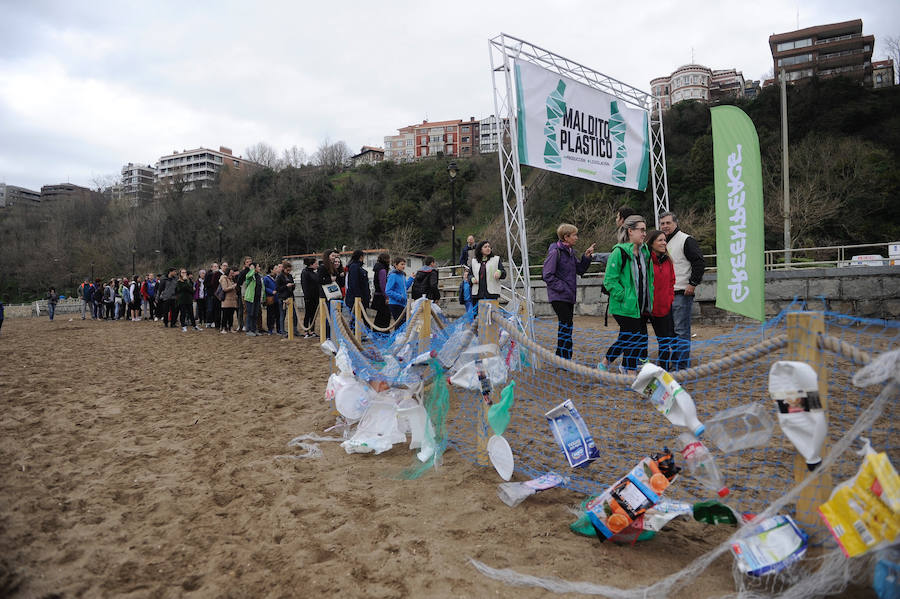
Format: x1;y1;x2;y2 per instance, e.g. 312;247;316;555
244;300;259;333
48;303;56;320
671;293;694;369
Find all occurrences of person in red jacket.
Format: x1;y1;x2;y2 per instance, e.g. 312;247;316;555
647;229;676;371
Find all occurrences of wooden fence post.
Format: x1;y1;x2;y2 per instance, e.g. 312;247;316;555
318;298;327;344
354;297;363;342
419;299;432;343
475;300;500;467
785;311;832;534
286;297;295;340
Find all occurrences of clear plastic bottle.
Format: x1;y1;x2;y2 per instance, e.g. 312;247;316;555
677;433;729;498
436;328;476;369
704;402;774;453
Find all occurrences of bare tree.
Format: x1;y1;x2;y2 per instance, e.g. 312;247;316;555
763;136;873;248
245;142;279;169
312;138;351;171
281;145;308;169
881;35;900;84
383;224;424;258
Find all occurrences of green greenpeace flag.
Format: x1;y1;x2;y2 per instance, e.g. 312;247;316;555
711;106;764;321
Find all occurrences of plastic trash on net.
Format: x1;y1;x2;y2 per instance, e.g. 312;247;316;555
436;327;476;369
631;362;705;437
585;452;681;541
677;432;730;498
704;402;774;453
341;400;406;455
769;361;826;471
449;355;507;391
325;373;357;402
730;515;808;577
818;444;900;557
334;378;375;420
545;399;599;468
497;472;567;507
320;339;337;356
487;435;514;480
335;343;353;375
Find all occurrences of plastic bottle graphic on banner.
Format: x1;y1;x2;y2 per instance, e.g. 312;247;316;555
543;80;566;169
514;59;649;191
609;101;627;185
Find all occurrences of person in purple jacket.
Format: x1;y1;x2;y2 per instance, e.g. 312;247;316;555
541;223;595;360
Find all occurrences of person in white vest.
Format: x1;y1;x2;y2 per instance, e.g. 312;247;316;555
658;211;705;369
470;240;506;305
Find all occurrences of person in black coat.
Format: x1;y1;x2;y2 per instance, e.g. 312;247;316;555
275;260;300;337
299;257;319;337
371;253;391;329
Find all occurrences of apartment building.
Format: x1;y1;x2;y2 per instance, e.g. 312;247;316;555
458;117;480;157
384;126;416;163
156;146;256;194
350;146;385;167
41;183;93;202
769;19;874;85
121;162;156;205
650;64;745;110
0;183;41;208
873;59;895;88
479;115;508;153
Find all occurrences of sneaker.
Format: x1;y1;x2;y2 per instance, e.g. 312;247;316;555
193;326;201;331
154;317;158;321
220;329;227;334
246;331;257;337
182;326;188;332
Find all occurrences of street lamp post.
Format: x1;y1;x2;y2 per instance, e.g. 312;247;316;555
448;161;458;264
90;262;94;281
217;222;223;263
131;246;136;279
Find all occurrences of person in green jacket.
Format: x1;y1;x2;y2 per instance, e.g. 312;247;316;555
175;268;200;331
598;215;654;372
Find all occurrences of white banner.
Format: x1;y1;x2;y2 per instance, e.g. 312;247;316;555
514;59;650;191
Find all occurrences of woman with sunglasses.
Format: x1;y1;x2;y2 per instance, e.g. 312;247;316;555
598;215;654;373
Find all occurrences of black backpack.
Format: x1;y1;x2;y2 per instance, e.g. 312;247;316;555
411;270;428;300
601;247;628;326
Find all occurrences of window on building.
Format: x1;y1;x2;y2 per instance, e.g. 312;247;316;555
777;54;812;67
462;126;469;132
462;136;469;143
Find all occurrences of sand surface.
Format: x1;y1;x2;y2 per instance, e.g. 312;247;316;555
0;316;872;598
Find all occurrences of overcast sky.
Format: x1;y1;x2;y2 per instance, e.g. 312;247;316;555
1;0;897;191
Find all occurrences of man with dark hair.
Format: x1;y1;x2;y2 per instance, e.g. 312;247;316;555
659;211;705;369
411;256;441;301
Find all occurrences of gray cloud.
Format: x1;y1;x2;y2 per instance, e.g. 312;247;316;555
1;0;897;191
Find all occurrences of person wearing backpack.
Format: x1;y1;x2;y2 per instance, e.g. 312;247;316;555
598;215;654;373
411;256;440;301
541;223;595;360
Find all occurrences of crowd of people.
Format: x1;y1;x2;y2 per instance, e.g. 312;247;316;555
34;213;702;370
62;242;509;339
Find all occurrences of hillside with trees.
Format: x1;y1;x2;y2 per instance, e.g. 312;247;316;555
1;77;898;302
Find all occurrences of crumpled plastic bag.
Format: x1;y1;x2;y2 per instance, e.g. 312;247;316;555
334;378;375;420
341;400;406;455
449;355;508;391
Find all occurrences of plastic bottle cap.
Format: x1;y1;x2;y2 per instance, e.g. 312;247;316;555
717;487;730;498
694;424;706;437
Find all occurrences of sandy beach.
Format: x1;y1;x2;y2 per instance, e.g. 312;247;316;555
0;316;874;598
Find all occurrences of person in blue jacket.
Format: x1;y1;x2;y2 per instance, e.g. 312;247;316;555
386;256;413;324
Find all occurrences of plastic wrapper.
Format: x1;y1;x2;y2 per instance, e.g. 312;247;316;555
449;355;507;391
585;453;680;540
818;450;900;557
